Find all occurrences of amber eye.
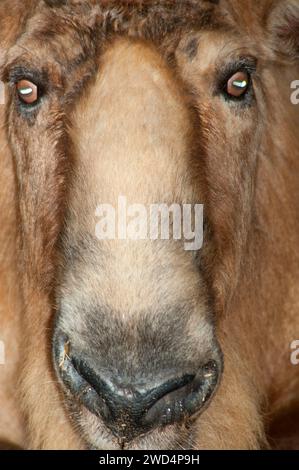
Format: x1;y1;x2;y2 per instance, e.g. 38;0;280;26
226;71;250;98
16;80;38;105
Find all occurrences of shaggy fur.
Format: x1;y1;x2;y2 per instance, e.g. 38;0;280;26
0;0;299;449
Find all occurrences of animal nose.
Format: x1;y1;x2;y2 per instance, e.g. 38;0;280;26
54;335;221;441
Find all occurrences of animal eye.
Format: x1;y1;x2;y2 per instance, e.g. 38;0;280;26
226;71;250;98
16;80;38;105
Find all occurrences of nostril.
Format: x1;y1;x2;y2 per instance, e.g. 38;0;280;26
141;374;196;407
53;333;85;393
53;333;112;421
143;360;220;427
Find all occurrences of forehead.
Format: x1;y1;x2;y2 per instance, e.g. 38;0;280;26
4;0;277;66
30;0;221;38
6;1;227;66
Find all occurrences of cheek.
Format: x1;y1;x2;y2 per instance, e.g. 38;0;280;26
9;105;70;208
8;113;70;283
201;99;260;160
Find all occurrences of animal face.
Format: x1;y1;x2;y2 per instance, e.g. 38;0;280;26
1;0;298;450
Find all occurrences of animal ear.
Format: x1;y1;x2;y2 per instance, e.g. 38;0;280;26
268;0;299;60
44;0;67;6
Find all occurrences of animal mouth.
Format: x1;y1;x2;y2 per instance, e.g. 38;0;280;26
53;331;222;443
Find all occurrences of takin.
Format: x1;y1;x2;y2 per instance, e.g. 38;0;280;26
0;0;299;450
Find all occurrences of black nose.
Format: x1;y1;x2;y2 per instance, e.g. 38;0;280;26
54;335;221;441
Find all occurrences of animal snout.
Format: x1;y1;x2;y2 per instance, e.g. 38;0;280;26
53;332;222;442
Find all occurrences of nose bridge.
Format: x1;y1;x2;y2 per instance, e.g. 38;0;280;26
57;37;215;381
71;38;193;205
62;38;201;314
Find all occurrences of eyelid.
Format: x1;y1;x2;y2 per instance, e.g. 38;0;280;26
216;57;257;92
6;66;47;91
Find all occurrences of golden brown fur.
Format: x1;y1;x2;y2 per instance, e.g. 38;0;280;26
0;0;299;449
